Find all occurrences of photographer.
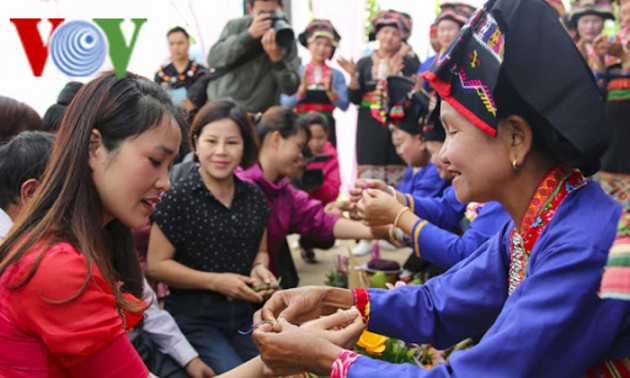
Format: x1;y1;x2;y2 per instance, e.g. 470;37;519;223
205;0;300;113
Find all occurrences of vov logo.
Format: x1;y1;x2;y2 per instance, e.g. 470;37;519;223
10;18;147;77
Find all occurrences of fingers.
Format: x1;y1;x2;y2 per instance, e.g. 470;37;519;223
257;297;280;323
364;188;379;198
262;29;273;50
336;57;356;75
249;14;272;38
253;309;263;323
238;275;255;285
334;318;366;349
235;277;263;302
241;287;264;303
311;308;360;331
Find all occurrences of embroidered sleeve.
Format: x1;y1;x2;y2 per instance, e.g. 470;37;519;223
330;350;360;378
351;288;371;324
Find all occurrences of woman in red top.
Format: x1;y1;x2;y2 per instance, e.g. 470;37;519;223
0;72;184;377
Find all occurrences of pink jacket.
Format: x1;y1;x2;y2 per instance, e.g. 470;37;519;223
237;164;339;275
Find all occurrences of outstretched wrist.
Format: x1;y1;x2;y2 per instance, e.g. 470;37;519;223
322;287;354;314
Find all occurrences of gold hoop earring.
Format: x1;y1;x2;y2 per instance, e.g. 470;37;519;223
512;159;518;170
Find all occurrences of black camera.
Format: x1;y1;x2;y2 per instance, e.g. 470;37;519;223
294;146;330;191
264;9;294;49
299;168;324;191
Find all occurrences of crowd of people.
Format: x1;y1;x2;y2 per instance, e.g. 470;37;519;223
0;0;629;377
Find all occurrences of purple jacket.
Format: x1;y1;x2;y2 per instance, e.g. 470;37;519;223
237;164;339;275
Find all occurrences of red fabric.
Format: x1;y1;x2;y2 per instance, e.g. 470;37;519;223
294;102;335;114
352;288;370;324
307;142;341;205
331;350;360;378
421;70;498;137
0;242;147;377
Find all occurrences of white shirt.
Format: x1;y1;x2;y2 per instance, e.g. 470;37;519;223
0;208;13;242
128;278;199;368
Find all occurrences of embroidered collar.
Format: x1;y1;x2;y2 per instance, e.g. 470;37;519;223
508;165;586;295
304;62;332;90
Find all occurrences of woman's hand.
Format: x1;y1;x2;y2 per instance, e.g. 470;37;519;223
350;179;389;205
297;67;309;98
211;273;263;303
397;42;411;57
387;54;405;75
357;189;403;227
337;56;360;90
254;286;353;326
250;264;278;300
337;56;357;76
252;310;362;376
300;308;365;350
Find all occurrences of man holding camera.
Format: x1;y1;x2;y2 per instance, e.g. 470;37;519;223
205;0;300;113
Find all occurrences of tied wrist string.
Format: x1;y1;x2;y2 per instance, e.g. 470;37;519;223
238;321;274;335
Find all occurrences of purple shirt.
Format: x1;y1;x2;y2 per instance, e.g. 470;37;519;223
237;164;339;275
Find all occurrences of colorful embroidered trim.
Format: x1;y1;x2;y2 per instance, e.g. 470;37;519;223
330;350;360;378
405;194;415;214
352;288;371;324
508;166;586;295
360;91;375;109
598;171;630;207
584;357;630;378
303;62;333;90
294;102;335;114
600;205;630;300
412;220;429;258
606;78;630;92
370;79;388;124
607;90;630;101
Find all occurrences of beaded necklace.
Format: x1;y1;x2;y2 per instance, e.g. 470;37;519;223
156;59;199;84
508;166;586;295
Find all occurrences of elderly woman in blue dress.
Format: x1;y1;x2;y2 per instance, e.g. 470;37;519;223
251;1;630;376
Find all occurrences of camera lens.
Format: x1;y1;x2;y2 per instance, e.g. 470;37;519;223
275;28;295;49
268;10;294;49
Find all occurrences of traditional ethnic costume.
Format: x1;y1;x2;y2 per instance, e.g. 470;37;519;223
571;4;630;207
280;20;349;147
330;1;630;376
350;11;420;186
